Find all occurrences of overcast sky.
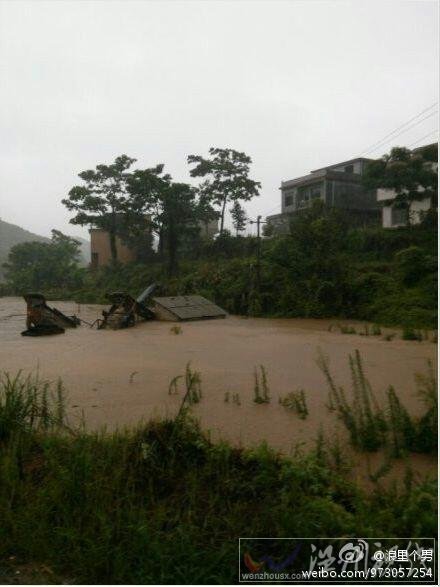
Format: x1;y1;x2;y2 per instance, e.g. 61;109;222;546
0;0;438;239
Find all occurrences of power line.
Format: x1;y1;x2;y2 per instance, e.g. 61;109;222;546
407;129;438;148
257;105;438;222
362;110;438;156
360;101;438;155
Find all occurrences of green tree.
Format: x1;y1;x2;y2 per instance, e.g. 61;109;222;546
3;230;82;293
230;201;247;235
363;144;438;226
187;148;260;234
265;201;351;316
127;167;212;275
161;183;200;275
62;155;136;263
118;164;172;262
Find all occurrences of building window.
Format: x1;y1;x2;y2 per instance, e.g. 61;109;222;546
391;206;408;226
284;194;293;207
296;187;309;208
296;182;322;208
310;184;322;199
344;164;354;173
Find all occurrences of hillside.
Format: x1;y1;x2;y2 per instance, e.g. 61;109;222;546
0;218;90;279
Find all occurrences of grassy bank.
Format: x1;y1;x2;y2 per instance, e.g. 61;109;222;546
0;369;437;584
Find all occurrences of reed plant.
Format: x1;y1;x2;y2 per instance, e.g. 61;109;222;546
253;365;270;404
318;350;386;451
0;371;66;441
279;390;308;419
0;369;436;583
318;351;437;456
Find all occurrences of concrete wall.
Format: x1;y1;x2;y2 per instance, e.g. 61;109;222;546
382;198;432;228
266;212;292;235
377;187;432;227
90;229;136;267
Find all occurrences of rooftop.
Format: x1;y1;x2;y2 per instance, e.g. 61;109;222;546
281;156;374;189
311;156;373;173
281;167;368;189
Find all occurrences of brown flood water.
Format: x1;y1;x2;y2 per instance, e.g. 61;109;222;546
0;296;437;486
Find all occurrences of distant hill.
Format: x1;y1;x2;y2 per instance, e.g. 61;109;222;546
0;218;90;280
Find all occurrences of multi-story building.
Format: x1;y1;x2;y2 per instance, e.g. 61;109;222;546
266;157;380;234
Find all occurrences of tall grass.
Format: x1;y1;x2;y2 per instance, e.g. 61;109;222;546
279;390;308;419
0;370;437;583
318;350;387;451
0;371;66;441
318;351;437;455
413;360;437;453
253;365;270;404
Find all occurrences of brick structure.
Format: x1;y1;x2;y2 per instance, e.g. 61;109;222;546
90;229;136;268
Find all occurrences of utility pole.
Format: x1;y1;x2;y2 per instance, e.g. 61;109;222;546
249;215;266;289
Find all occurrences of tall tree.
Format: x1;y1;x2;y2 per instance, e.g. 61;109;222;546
161;182;200;275
126;165;173;260
230;201;247;235
187;148;260;234
121;164;171;261
3;230;82;292
62;155;136;263
363;144;438;226
127;166;211;275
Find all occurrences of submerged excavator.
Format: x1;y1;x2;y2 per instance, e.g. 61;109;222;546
21;283;226;335
97;283;157;329
22;293;80;336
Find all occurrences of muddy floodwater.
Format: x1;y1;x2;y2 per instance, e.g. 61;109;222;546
0;296;436;484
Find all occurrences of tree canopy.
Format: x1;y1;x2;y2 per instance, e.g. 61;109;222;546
363;144;438;225
230;201;247;235
188;148;260;234
3;230;82;293
62;155;137;262
127;167;217;275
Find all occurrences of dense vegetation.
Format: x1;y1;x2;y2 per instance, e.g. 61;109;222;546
2;204;436;329
40;205;434;329
0;369;436;583
1;144;437;329
2;230;83;294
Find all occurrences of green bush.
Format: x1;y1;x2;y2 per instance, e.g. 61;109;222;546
3;218;436;330
0;371;436;583
319;352;437;456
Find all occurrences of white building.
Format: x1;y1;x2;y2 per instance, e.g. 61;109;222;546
377;143;437;228
377;187;432;228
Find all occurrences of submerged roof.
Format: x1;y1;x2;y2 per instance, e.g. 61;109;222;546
152;295;227;321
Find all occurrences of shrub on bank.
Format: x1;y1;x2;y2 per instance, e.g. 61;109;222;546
1;222;436;329
0;371;437;583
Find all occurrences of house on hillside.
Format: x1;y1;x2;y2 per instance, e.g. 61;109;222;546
266;157;380;234
376;143;437;228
